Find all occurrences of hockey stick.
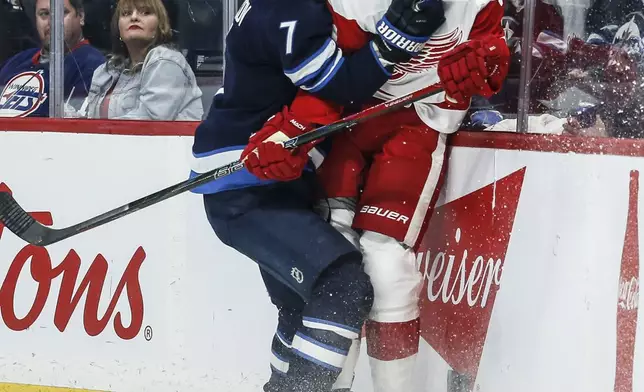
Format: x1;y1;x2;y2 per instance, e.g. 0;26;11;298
0;85;444;246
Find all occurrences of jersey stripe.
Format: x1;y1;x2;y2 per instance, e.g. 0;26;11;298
302;50;345;92
284;39;337;85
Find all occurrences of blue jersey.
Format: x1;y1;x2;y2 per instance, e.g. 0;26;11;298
190;0;392;194
0;41;105;117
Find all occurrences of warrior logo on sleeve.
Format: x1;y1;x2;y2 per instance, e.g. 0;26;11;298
0;71;48;117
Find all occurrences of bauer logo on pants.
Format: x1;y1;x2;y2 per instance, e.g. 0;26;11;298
416;167;526;378
359;205;409;224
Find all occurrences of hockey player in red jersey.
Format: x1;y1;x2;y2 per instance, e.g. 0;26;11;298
241;0;509;390
317;3;509;389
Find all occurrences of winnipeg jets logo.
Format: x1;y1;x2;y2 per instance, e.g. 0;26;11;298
0;71;47;117
392;28;464;80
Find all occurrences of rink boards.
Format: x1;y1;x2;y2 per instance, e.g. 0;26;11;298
0;130;641;392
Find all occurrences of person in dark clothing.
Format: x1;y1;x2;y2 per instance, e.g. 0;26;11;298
0;0;105;117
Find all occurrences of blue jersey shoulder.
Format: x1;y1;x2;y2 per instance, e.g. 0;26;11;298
0;48;39;80
190;0;390;195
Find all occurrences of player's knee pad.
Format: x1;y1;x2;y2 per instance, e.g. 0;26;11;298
306;256;374;332
294;257;373;370
360;231;423;322
291;325;354;372
315;197;360;249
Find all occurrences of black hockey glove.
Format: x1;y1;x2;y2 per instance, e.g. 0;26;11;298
372;0;446;64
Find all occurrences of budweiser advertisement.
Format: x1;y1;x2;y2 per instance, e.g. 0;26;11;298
0;131;642;392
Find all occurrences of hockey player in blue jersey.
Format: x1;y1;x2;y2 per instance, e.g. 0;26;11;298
190;0;445;389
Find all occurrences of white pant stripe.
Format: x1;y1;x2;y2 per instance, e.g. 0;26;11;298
292;334;347;370
276;332;292;348
404;133;447;246
302;318;359;340
270;352;290;374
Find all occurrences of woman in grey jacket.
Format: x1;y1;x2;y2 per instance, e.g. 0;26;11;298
82;0;203;121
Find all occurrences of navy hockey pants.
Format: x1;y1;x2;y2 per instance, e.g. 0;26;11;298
203;175;373;392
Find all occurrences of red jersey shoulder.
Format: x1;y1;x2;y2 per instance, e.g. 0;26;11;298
326;2;371;52
469;0;505;40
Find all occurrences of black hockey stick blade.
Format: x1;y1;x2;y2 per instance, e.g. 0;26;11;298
0;86;443;246
0;192;52;245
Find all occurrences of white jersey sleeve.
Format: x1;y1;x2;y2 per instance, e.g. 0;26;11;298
328;0;506;133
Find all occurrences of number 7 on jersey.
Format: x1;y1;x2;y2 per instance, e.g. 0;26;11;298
280;21;297;55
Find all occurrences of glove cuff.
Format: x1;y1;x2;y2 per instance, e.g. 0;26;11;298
376;16;428;54
290;91;342;125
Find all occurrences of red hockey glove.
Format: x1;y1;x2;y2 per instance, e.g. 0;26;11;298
240;92;341;182
437;36;510;103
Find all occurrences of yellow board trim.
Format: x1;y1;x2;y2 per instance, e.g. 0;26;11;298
0;383;104;392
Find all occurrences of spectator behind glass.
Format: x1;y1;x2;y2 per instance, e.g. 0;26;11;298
0;0;105;117
82;0;203;120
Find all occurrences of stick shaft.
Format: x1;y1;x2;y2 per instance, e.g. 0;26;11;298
70;85;443;236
